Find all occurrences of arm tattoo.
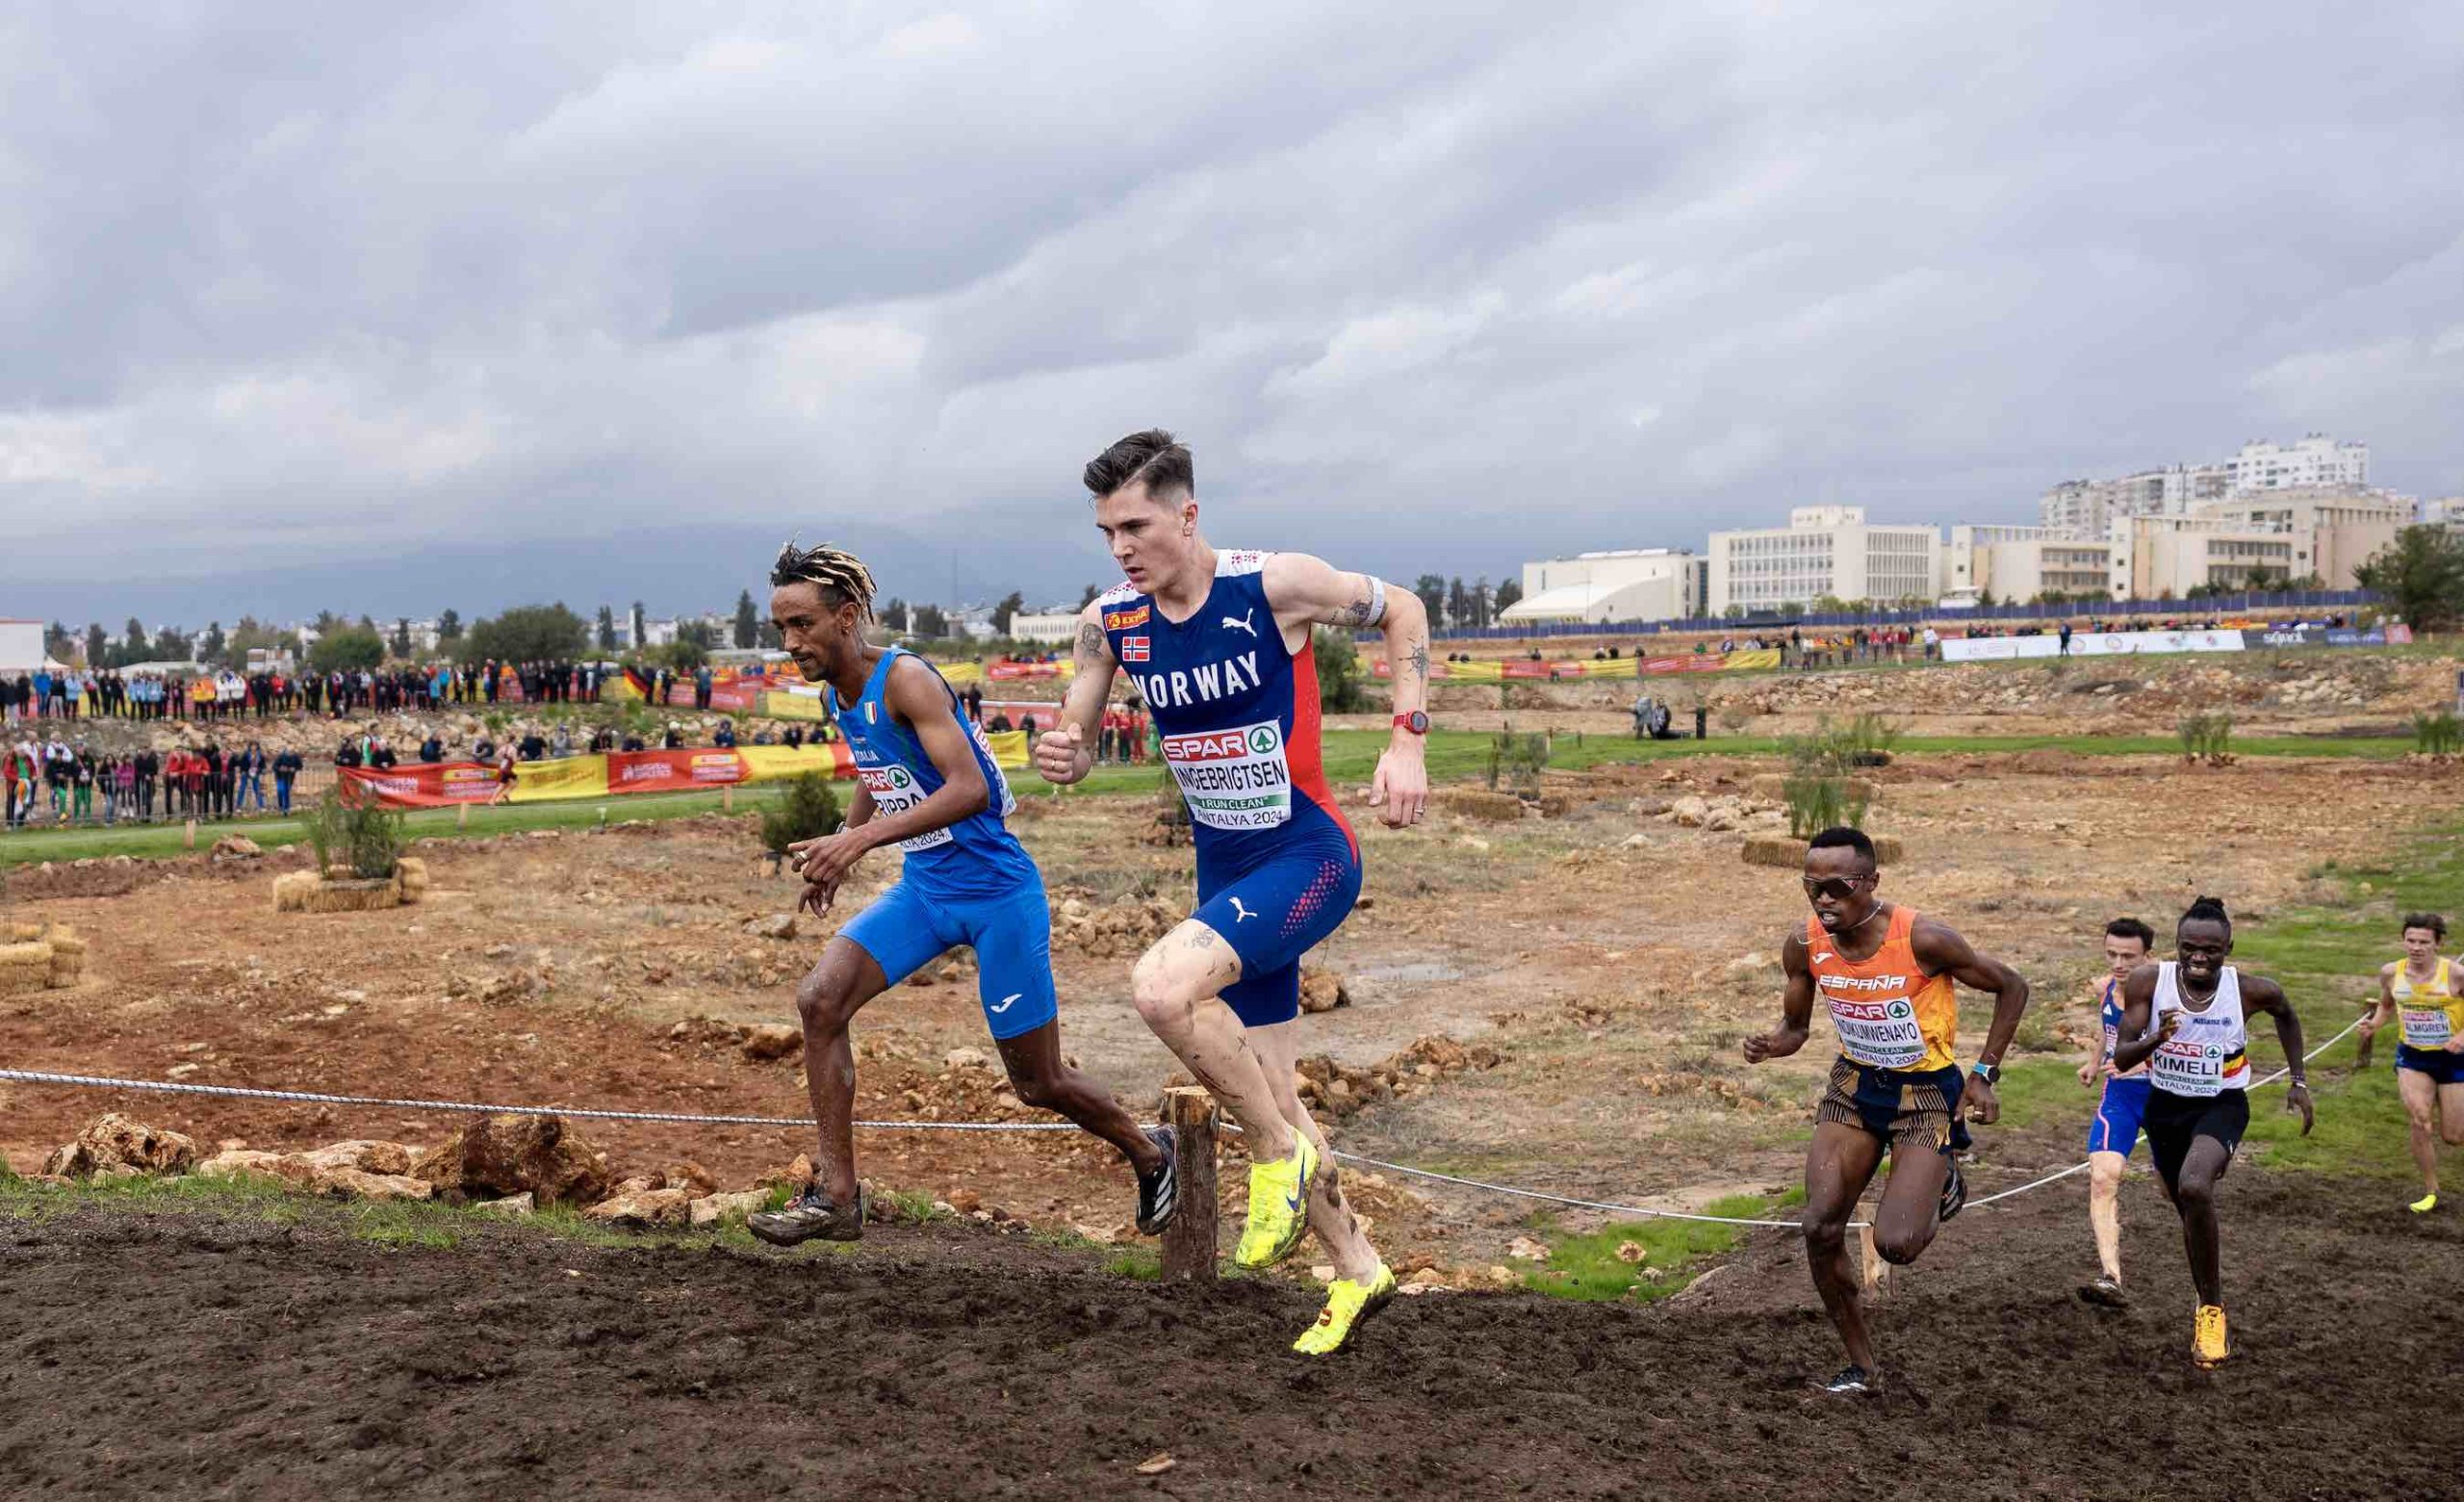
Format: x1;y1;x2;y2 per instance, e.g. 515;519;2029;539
1336;576;1388;628
1407;643;1430;684
1075;620;1109;666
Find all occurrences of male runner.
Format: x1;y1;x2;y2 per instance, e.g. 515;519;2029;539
2076;916;2157;1305
2357;912;2464;1212
745;542;1173;1247
2111;895;2313;1367
1035;428;1431;1355
1742;826;2031;1394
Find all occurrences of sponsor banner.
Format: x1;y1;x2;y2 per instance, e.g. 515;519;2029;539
1941;629;2246;663
1725;649;1781;671
983;730;1030;770
709;683;761;712
608;747;755;792
2244;624;2412;650
759;685;833;721
987;660;1067;681
736;743;858;782
502;754;611;803
338;762;507;807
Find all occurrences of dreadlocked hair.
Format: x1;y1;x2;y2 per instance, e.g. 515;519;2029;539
771;540;878;622
2180;894;2232;934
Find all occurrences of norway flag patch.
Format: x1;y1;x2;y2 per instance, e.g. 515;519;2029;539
1120;635;1150;663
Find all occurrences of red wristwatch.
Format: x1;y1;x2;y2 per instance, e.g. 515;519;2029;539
1391;711;1429;735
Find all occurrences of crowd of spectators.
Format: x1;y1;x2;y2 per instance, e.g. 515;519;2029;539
1;660;612;726
4;737;308;828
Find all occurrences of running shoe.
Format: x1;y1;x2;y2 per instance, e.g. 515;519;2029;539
747;1182;865;1246
1938;1160;1967;1223
2409;1191;2439;1215
2192;1304;2231;1369
2079;1274;2129;1308
1233;1136;1319;1270
1819;1365;1874;1395
1293;1262;1397;1356
1135;1126;1178;1235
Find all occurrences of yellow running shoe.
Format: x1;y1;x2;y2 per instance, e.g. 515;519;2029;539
1294;1262;1397;1356
2192;1304;2231;1369
1234;1136;1318;1270
2410;1191;2438;1214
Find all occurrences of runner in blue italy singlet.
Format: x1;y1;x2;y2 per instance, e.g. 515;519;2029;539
1097;550;1363;1027
831;646;1055;1038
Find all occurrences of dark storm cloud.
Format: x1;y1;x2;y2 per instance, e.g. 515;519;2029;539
3;1;2460;617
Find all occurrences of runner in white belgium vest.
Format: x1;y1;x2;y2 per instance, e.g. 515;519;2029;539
2113;896;2314;1369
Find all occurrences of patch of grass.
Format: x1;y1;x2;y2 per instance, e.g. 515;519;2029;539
1518;1189;1800;1303
1104;1246;1163;1281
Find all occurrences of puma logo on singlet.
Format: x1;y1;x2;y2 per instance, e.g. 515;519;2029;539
1220;609;1259;638
1231;897;1257;923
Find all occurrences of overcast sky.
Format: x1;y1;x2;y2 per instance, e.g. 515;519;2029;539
6;2;2462;625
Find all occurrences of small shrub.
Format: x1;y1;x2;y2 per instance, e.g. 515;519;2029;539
1715;704;1751;735
1778;716;1869;837
2414;711;2461;759
2178;712;2236;765
305;788;406;879
1313;628;1369;712
1486;732;1551;797
757;773;842;855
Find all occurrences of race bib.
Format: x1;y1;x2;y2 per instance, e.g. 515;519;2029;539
2400;1007;2455;1049
1160;718;1292;832
2150;1035;2228;1098
858;764;953;851
1825;995;1928;1071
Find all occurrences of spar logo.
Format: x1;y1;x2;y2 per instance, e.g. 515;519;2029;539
886;766;913;790
1166;724;1281;762
1887;999;1912;1021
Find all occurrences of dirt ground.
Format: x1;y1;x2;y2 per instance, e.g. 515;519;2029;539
5;1168;2460;1500
4;746;2455;1268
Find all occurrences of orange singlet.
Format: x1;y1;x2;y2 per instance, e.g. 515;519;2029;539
1805;905;1960;1074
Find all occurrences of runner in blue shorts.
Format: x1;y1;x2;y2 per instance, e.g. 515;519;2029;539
1039;429;1433;1356
2075;917;2156;1307
743;543;1172;1248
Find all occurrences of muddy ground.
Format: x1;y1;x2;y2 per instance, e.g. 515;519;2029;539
4;1166;2458;1500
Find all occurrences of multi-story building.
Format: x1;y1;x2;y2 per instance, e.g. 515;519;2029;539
1008;610;1081;644
2107;515;2308;599
1500;549;1703;625
1947;528;2116;601
2191;485;2411;588
1943;525;2056;596
2228;435;2368;493
2040;464;2232;539
1707;507;1941;615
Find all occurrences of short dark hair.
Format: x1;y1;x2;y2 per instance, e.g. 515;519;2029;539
2106;918;2156;950
1083;428;1193;502
2402;912;2449;940
1807;826;1875;867
2179;894;2232;936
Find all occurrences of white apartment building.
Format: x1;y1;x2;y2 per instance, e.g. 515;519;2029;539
2229;435;2368;493
1943;525;2055;595
2040;464;2232;539
1502;549;1703;625
1008;610;1081;644
2108;515;2307;599
1981;538;2116;601
2192;485;2410;589
1707;507;1941;615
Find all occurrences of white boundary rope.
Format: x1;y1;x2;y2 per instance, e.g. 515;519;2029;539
0;1015;2362;1232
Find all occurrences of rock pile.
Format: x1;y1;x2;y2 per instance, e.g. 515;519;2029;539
41;1112;196;1178
1294;1034;1502;1120
1049;892;1183;958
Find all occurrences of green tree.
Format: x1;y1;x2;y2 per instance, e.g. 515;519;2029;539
1413;574;1447;624
310;625;386;674
121;617;150;664
595;605;617;653
2346;528;2464;626
991;590;1024;636
912;604;949;637
228;617;297;664
1313;628;1368;712
459;603;590;663
199;621;227;664
1472;576;1493;629
1494;577;1524;615
628;602;645;649
437;608;462;641
154;627;192;661
44;621;73;662
391;617;412;657
85;623;107;668
656;637;709;671
1445;577;1467;630
1078;583;1099;609
732;589;758;649
757;619;783;650
880;597;911;632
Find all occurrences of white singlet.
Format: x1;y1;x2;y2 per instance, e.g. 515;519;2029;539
2149;961;2251;1099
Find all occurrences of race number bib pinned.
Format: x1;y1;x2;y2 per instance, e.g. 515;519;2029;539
2400;1007;2455;1049
1160;718;1293;831
858;763;954;851
1824;994;1928;1071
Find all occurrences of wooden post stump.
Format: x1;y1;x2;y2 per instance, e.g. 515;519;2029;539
183;819;196;851
1159;1086;1219;1284
457;803;470;829
723;786;735;813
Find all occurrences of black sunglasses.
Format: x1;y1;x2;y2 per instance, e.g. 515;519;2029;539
1801;875;1874;901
